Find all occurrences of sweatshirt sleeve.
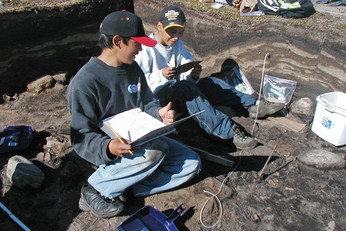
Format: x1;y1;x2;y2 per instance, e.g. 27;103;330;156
67;86;115;167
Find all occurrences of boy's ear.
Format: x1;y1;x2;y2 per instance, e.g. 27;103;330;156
112;35;122;46
157;22;164;31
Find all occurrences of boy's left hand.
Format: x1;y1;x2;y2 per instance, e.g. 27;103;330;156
159;102;175;124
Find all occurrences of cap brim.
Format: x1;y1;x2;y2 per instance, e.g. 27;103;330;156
163;24;184;31
131;36;157;47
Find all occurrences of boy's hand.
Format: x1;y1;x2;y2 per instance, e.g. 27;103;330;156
159;102;175;124
162;67;176;80
108;139;132;157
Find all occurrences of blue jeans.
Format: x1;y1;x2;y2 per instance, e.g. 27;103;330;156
158;80;235;139
88;137;201;199
157;79;257;139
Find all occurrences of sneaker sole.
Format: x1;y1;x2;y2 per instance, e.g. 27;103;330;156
79;196;124;218
234;140;258;150
78;197;90;212
236;144;257;150
249;106;285;119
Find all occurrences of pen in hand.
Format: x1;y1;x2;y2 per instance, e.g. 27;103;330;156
106;122;133;155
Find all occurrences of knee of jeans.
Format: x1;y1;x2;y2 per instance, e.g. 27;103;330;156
143;138;168;164
191;157;202;174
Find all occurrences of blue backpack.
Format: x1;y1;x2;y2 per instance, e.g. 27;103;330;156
0;126;33;153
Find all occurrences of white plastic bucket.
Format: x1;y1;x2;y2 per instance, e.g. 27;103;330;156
311;91;346;146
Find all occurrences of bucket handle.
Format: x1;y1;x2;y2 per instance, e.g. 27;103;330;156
320;97;346;115
320;98;337;113
166;204;186;223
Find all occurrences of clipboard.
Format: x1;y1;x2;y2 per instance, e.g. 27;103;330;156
100;109;204;150
130;110;204;149
174;61;202;75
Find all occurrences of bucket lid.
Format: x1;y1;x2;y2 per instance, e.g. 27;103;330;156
316;91;346;116
117;204;185;231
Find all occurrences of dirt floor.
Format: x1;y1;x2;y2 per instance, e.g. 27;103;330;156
0;1;345;231
0;73;345;231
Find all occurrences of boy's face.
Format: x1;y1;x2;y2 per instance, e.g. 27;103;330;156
158;23;185;47
118;38;143;64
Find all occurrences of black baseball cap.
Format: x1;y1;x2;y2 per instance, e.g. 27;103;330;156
100;10;157;47
159;5;186;30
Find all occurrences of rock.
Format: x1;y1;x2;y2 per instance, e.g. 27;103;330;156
2;92;19;102
52;73;69;85
36;152;45;162
40;135;72;169
297;149;345;170
44;135;72;158
26;75;56;94
6;155;45;188
290;97;314;116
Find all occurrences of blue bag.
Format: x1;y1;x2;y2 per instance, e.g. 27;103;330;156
0;126;33;153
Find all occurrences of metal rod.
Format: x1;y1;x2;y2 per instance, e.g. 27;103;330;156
258;143;278;180
0;201;31;231
185;144;234;167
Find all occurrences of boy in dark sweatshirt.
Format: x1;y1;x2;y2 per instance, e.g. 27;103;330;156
67;10;201;218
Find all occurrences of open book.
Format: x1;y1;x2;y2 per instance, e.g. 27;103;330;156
100;108;203;150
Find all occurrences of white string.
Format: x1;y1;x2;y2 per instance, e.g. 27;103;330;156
199;54;269;227
199;155;241;228
199;190;223;228
251;53;270;136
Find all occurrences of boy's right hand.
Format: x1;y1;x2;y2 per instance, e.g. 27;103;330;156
108;139;132;157
162;67;176;80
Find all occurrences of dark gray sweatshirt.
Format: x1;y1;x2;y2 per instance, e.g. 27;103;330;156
67;57;161;166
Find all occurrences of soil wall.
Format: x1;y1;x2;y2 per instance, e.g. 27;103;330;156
0;0;134;96
135;0;345;100
0;0;345;101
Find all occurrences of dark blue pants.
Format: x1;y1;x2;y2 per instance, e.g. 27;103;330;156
156;79;257;139
196;77;257;109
